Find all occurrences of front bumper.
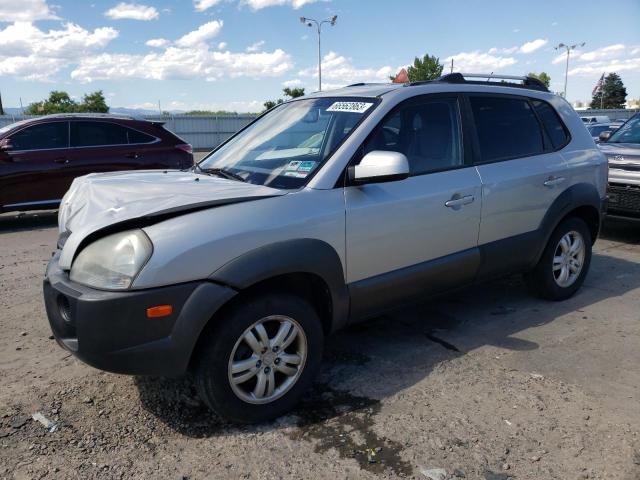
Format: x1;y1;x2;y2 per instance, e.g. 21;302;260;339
607;183;640;218
43;253;236;376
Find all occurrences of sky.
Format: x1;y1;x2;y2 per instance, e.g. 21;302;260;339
0;0;638;112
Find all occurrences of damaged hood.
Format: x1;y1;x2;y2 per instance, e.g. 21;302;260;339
57;169;285;269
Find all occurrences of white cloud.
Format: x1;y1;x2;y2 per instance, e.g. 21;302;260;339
0;21;118;80
194;0;222;11
519;38;547;54
246;40;265;52
217;41;227;50
0;0;58;22
146;38;170;48
283;78;303;87
71;47;293;82
299;51;392;87
579;44;625;61
242;0;322;10
104;2;159;21
176;20;223;47
568;57;640;76
445;51;517;72
126;99;264;113
488;46;518;55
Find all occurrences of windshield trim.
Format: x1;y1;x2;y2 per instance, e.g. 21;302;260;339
197;95;381;190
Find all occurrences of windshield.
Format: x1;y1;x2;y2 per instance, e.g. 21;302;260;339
198;97;377;189
608;115;640;144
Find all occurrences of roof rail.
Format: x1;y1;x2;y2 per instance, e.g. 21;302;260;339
345;82;391;87
43;112;141;120
407;73;549;92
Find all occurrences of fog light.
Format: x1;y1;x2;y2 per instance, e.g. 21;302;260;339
58;295;72;323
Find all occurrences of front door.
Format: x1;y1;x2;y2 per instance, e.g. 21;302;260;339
0;121;70;209
344;95;482;319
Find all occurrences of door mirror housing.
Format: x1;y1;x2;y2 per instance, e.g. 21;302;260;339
598;131;611;142
348;151;410;184
0;138;13;151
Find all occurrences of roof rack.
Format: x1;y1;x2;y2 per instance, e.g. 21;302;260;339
345;82;391;87
407;73;549;92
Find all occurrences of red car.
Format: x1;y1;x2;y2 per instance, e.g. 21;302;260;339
0;114;194;212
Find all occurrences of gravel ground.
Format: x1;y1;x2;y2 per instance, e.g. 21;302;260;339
1;211;639;480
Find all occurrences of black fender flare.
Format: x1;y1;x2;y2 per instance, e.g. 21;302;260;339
534;182;604;264
209;239;350;333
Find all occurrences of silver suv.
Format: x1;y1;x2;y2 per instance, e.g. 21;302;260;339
44;73;607;422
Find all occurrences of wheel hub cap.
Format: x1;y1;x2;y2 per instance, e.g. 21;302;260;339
227;315;307;405
552;230;585;288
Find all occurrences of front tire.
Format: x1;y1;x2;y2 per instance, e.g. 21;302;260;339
194;293;323;423
525;216;592;301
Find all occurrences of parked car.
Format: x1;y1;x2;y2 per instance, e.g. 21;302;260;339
0;114;193;213
581;115;611;124
586;122;619;142
598;113;640;217
44;73;607;423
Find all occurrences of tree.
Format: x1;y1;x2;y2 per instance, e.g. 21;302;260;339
25;90;110;114
283;87;305;99
77;90;108;113
406;54;443;82
527;72;551;89
590;73;627;109
263;87;305;112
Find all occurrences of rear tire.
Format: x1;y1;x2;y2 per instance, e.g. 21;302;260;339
194;292;323;423
525;216;592;301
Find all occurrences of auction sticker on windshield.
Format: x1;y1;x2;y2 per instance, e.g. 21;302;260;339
326;101;373;114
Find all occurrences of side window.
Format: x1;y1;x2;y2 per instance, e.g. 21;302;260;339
126;128;156;144
470;96;544;162
531;99;569;149
10;122;68;151
71;121;129;147
364;97;463;175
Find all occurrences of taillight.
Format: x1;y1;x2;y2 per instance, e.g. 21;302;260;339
176;143;193;154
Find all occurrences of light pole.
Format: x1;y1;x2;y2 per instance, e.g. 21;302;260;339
300;15;337;91
555;42;585;99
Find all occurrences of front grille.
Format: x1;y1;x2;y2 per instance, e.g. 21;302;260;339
607;185;640;214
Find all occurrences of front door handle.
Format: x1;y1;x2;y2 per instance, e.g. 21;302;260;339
53;157;69;164
543;176;565;187
125;152;139;159
445;195;475;208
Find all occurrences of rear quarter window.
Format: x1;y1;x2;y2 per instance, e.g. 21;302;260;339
531;99;569;149
469;96;544;163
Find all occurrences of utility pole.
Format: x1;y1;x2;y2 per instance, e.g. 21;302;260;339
0;91;4;116
554;42;585;99
450;58;454;74
300;15;337;91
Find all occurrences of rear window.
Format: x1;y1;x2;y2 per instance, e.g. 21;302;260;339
531;99;569;149
71;121;129;147
470;96;544;162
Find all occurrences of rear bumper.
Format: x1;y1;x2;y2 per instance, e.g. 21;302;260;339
43;253;236;376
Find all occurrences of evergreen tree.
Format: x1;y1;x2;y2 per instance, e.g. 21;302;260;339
527;72;551;89
591;73;627;109
406;54;444;82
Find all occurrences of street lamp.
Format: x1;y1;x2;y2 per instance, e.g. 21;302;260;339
300;15;337;91
555;42;585;99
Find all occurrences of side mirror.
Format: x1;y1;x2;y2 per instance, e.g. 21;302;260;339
348;150;410;184
599;131;611;142
0;138;13;151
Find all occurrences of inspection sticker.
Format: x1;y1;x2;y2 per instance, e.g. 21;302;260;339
297;161;316;172
326;101;373;114
286;161;302;171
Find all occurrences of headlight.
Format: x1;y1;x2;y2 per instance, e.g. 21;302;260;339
70;229;152;290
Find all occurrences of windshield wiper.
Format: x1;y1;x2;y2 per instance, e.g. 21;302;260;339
199;167;247;183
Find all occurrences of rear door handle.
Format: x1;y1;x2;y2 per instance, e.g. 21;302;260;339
543;176;565;187
125;152;139;159
53;157;69;164
445;195;474;208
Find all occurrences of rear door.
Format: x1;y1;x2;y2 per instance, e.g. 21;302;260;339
0;121;70;209
67;120;154;178
468;94;568;278
345;94;482;319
